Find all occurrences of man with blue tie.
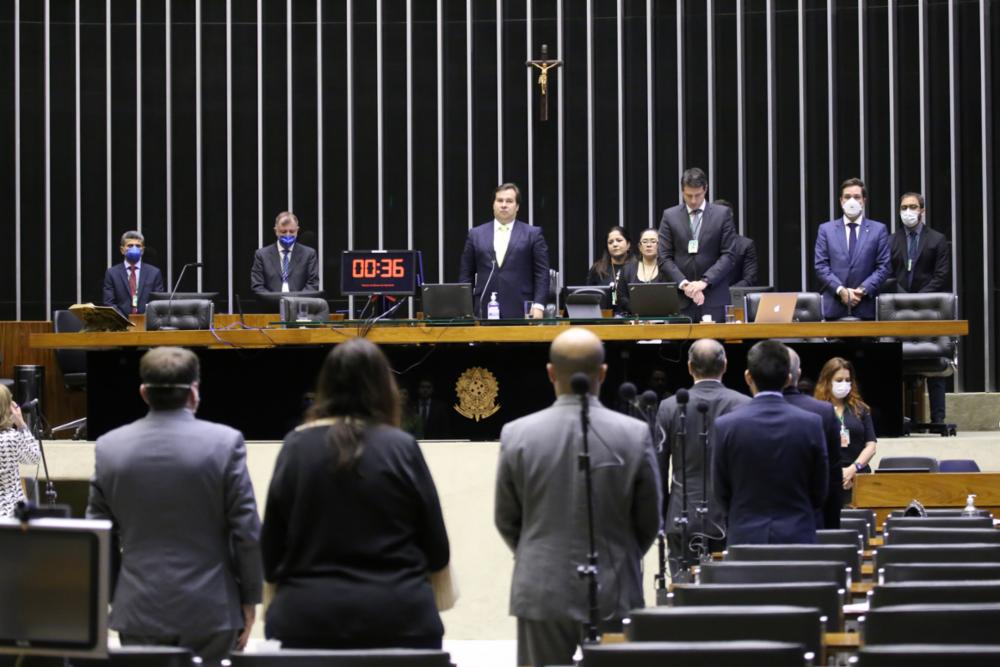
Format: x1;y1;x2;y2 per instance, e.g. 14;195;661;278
102;231;165;317
814;178;892;320
459;183;550;319
250;211;320;294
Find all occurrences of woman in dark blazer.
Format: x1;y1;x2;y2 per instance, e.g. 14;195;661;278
261;338;450;649
586;225;636;313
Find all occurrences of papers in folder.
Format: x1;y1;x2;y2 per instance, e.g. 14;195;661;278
68;303;134;332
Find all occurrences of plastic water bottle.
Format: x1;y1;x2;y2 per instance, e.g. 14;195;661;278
963;493;978;516
487;292;501;320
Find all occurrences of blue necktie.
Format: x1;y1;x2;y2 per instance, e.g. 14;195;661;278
907;231;918;262
847;223;858;260
281;250;290;283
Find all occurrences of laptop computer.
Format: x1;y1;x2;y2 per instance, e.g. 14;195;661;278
421;283;474;319
753;292;799;323
627;282;681;318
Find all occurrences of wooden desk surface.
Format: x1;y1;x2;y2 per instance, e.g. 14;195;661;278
29;319;969;349
852;473;1000;525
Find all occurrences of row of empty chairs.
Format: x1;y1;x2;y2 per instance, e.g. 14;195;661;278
876;456;981;472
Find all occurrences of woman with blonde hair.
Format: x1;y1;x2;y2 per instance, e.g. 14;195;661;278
814;357;876;497
0;385;41;516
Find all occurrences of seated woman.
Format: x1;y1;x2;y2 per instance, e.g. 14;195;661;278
814;356;877;504
261;338;450;649
0;385;40;517
621;228;668;286
586;225;636;312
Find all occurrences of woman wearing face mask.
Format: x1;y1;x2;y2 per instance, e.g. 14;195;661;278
586;226;636;312
814;357;876;497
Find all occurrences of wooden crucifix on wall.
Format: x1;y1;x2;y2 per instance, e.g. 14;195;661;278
526;44;563;122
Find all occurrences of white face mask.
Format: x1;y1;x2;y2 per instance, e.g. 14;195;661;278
832;380;852;399
842;198;863;219
900;210;921;228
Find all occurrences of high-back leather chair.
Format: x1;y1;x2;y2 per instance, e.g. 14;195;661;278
880;562;1000;583
697;560;849;589
869;580;1000;608
670;581;844;631
877;456;939;472
861;602;1000;646
582;640;813;667
876;292;958;436
279;296;330;323
725;543;863;582
885;528;1000;546
145;300;214;331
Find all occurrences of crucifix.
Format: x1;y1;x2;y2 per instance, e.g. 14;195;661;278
526;44;563;122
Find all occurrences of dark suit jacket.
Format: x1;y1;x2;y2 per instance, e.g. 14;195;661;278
495;394;662;622
459;220;550;319
250;243;320;293
261;423;448;645
416;398;451;440
102;262;165;316
730;235;759;288
86;409;262;637
783;388;842;530
657;202;737;316
814;217;891;320
714;394;828;545
890;224;951;293
656;380;750;537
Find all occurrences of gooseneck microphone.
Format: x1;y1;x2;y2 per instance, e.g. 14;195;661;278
161;262;204;330
478;259;497;319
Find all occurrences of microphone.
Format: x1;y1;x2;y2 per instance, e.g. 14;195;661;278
478;259;497;319
162;262;204;330
18;398;39;411
675;387;689;407
570;372;591;396
697;401;709;417
640;390;659;410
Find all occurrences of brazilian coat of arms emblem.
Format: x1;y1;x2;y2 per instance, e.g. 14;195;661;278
453;366;501;421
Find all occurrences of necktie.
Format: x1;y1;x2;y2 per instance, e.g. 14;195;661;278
128;265;138;314
847;222;858;260
496;224;511;266
281;249;290;283
690;209;702;240
907;231;918;261
421;401;430;421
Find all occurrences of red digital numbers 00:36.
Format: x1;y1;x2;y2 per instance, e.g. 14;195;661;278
351;257;406;279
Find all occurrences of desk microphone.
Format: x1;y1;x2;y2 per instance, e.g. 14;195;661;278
18;398;39;411
478;259;497;319
161;262;204;330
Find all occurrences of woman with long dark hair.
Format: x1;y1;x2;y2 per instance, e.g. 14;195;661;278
261;338;450;649
814;357;877;498
586;226;636;311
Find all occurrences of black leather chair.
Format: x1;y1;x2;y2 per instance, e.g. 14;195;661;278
939;459;982;472
877;456;939;472
885;528;1000;546
697;560;849;589
228;649;454;666
53;310;87;391
868;580;1000;608
873;544;1000;575
880;563;1000;583
670;581;844;630
884;516;994;532
839;517;872;548
582;640;812;667
817;529;864;550
889;508;993;519
855;644;1000;666
842;509;878;537
145;299;214;331
876;292;958;436
746;292;824;322
725;543;863;582
861;602;1000;645
625;605;824;658
280;296;331;323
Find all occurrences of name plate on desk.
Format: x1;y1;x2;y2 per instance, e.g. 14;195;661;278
68;303;134;332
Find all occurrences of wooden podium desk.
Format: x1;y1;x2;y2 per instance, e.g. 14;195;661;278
27;319;968;442
851;472;1000;525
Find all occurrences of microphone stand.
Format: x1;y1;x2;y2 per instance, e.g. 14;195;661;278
695;401;711;562
672;389;694;583
571;373;601;645
27;403;57;505
159;262;203;331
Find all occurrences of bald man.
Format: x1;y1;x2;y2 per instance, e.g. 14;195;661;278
657;339;750;576
495;328;662;667
783;347;842;529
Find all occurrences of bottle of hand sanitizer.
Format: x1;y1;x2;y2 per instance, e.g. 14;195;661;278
487;292;501;320
963;493;978;516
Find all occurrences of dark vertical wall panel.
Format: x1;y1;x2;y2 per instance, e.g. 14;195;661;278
0;1;14;319
18;0;45;320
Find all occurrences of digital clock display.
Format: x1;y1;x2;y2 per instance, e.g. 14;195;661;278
340;250;420;296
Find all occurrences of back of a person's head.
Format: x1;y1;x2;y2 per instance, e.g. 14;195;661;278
688;339;726;380
549;328;605;390
309;338;401;470
140;346;199;410
746;340;790;392
0;385;14;430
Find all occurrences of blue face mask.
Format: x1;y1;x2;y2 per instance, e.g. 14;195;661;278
279;235;296;249
124;247;142;264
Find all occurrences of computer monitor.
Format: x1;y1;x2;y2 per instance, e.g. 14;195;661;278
149;291;219;302
255;290;326;312
0;517;111;659
561;285;612;311
421;284;474;320
627;282;682;318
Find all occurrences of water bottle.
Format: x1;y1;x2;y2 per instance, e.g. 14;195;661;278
963;493;978;516
487;292;501;320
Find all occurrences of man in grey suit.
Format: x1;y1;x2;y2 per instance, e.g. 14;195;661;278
250;211;320;293
658;168;737;323
657;339;750;577
87;347;262;665
495;328;662;667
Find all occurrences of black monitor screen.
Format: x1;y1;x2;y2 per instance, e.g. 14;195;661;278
341;250;419;296
0;519;108;658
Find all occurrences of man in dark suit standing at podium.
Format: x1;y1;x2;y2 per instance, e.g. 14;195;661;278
657;168;737;323
102;231;165;316
250;211;320;294
714;341;828;545
459;183;550;319
890;192;952;423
